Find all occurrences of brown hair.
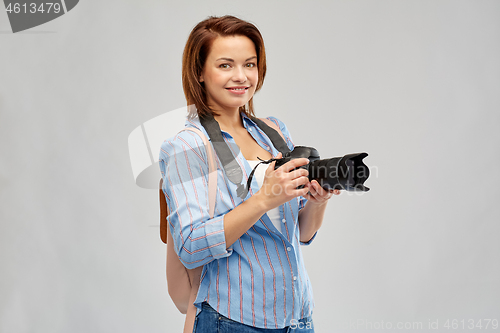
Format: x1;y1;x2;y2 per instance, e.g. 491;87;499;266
182;15;267;118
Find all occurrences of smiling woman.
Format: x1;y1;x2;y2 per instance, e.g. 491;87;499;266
160;15;339;333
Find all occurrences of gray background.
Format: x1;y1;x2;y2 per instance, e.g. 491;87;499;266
1;0;499;332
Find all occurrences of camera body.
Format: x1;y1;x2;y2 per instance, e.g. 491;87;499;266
274;146;370;192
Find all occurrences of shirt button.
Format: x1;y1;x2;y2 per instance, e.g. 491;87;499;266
293;276;297;281
287;247;291;252
282;218;286;223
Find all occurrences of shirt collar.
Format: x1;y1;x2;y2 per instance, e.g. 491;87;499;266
185;111;257;139
240;112;256;131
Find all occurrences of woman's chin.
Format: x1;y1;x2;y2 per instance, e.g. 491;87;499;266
214;102;251;113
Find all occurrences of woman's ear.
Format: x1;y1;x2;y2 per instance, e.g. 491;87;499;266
199;74;204;82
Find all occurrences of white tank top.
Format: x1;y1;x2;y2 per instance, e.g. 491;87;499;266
246;160;283;234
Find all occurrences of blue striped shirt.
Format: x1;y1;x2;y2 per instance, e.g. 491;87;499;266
159;112;317;329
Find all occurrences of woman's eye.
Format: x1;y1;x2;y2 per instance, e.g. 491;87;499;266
219;64;230;69
246;63;256;68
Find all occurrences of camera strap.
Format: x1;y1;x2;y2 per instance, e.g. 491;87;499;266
199;114;247;199
244;117;293;191
199;113;291;199
250;117;291;156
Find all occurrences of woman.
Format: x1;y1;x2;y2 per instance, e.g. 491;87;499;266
159;15;340;333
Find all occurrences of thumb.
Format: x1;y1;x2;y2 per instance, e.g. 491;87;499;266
273;152;282;165
268;152;281;172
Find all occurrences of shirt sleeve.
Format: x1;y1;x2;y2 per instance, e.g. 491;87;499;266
159;130;233;269
299;231;318;246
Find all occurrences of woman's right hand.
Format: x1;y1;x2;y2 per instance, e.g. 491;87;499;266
254;152;311;211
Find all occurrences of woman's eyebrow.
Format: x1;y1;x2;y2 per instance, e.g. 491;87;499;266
215;56;257;62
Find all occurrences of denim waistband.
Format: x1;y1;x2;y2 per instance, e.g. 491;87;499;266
199;301;313;330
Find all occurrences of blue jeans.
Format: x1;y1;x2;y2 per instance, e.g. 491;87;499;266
193;302;314;333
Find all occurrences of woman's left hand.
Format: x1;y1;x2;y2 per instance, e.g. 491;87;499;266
303;180;340;205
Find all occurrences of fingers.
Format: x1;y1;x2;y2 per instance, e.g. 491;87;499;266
306;181;342;202
267;152;281;175
288;167;308;180
291;175;310;189
327;188;341;195
280;157;309;173
309;180;328;197
264;152;345;202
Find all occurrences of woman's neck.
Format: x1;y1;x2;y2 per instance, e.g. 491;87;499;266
213;109;244;133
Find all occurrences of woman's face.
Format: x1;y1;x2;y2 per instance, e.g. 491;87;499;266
200;35;258;114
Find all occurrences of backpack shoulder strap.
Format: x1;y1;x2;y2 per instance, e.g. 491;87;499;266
159;127;218;244
180;127;217;219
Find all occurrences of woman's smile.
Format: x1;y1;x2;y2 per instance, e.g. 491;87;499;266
225;86;250;94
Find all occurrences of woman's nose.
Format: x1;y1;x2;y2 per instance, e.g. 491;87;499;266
232;68;247;83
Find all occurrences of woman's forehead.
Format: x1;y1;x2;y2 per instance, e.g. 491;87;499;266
208;35;257;60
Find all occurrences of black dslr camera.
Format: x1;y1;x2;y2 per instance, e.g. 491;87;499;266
274;146;370;192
